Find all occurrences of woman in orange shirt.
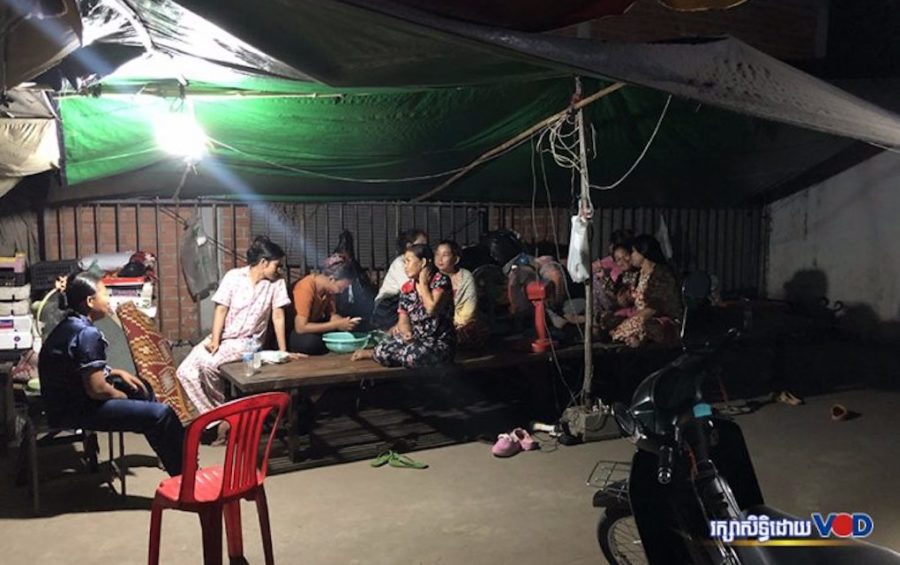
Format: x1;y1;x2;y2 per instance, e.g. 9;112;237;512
289;254;360;355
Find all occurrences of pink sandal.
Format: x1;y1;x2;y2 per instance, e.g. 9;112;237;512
492;433;522;457
491;428;539;457
511;428;538;451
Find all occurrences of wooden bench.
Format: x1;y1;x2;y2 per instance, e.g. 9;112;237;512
219;341;654;472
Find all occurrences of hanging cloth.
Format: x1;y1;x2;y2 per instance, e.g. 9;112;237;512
180;215;220;298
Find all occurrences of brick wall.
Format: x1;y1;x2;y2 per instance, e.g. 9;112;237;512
558;0;828;61
42;200;767;341
43;202;251;341
489;205;571;247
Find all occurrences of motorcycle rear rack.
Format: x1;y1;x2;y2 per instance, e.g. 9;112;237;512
587;460;631;502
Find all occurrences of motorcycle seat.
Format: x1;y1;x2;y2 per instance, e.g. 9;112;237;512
732;505;900;565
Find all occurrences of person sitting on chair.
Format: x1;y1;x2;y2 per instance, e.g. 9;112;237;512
38;273;184;476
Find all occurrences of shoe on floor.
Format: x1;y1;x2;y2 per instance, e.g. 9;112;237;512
775;391;804;406
831;404;860;421
492;433;522;457
511;428;539;451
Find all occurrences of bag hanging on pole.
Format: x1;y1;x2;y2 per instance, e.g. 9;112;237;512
567;214;591;284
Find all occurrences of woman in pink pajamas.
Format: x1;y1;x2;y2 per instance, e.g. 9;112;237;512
177;236;297;425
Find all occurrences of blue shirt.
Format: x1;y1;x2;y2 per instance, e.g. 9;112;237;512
38;313;109;419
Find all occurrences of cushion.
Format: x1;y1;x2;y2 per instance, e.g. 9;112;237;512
95;316;137;376
117;302;196;424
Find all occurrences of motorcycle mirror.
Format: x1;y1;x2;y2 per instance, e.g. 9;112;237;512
613;402;637;438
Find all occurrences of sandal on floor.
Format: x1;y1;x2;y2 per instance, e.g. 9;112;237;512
775;391;804;406
831;404;860;421
371;450;394;468
511;428;539;451
388;452;428;469
716;403;753;416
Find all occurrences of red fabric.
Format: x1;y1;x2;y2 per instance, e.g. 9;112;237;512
117;302;196;424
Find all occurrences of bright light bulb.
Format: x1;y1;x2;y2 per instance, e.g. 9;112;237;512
155;110;208;162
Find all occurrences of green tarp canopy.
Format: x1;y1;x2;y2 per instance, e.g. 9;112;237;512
48;0;900;206
59;77;852;206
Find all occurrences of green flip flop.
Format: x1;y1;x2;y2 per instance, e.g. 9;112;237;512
371;450;394;468
388;452;428;470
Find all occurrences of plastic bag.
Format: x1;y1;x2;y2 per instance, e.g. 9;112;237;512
566;215;590;284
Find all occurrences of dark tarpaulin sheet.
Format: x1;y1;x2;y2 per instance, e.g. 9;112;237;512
337;0;900;147
1;0;81;89
136;0;900;147
64;0;311;83
388;0;636;32
68;0;558;88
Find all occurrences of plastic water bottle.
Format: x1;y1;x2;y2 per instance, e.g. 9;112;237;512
242;338;255;377
251;336;263;371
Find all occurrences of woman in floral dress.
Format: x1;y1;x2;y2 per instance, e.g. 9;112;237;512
593;242;640;336
177;236;297;418
352;244;456;368
611;235;682;348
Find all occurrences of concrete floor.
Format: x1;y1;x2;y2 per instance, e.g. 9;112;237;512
1;388;899;564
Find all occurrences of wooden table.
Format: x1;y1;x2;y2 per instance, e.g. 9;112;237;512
220;342;621;392
220;341;631;472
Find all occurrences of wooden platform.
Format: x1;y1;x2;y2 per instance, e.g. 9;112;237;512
215;340;684;474
220;340;624;394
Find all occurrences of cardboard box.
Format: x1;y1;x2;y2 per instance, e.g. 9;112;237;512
0;315;33;333
0;284;30;301
0;330;33;351
0;299;31;316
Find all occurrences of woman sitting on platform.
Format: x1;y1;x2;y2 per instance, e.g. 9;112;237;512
177;236;298;422
435;240;490;350
352;244;456;368
289;254;360;355
611;234;682;348
595;241;639;335
372;228;428;330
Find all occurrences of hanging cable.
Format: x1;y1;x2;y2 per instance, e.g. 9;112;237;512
591;94;672;191
206;135;529;185
530;136;540;250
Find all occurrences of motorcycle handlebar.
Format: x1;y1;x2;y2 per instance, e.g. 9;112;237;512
685;327;742;359
657;445;674;485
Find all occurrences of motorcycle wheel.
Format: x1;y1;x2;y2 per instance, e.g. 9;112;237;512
597;507;647;565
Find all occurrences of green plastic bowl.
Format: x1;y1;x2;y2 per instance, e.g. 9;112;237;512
322;332;370;354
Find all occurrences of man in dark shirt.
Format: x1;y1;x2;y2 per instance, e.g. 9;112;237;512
38;274;183;476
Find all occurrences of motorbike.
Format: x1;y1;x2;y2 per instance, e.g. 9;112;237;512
590;328;900;564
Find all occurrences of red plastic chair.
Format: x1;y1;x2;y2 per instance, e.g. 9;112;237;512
148;392;289;565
